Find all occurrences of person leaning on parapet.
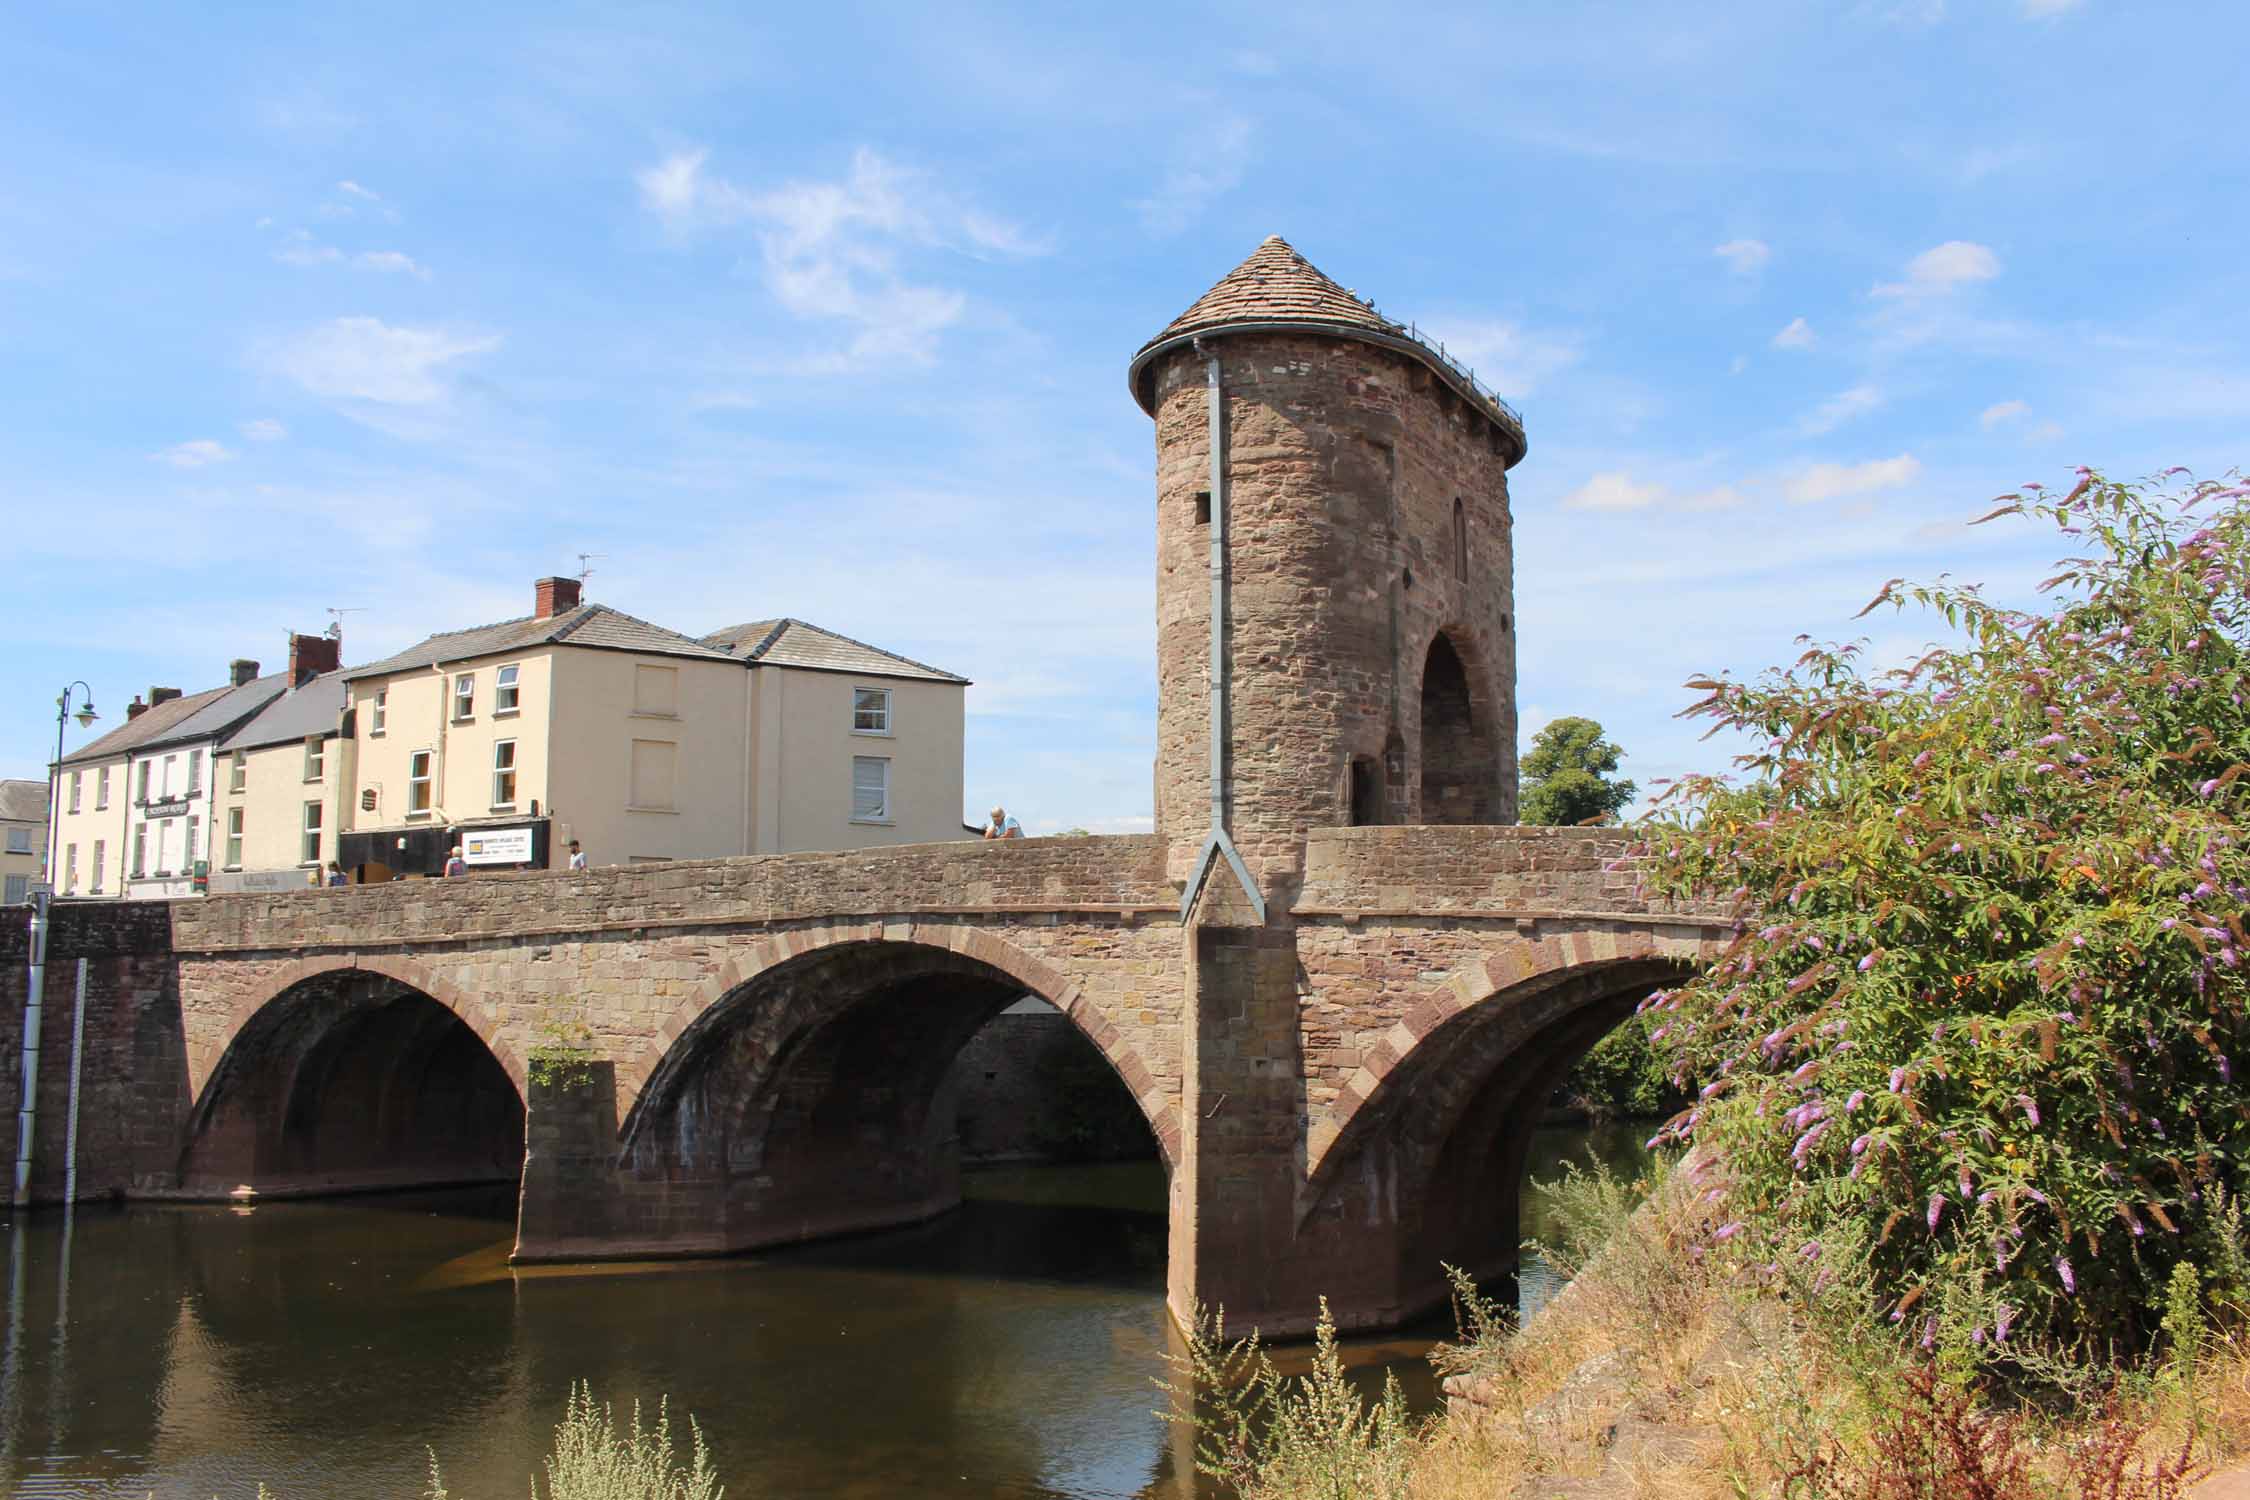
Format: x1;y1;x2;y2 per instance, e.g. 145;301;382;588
444;846;468;877
567;839;587;871
983;806;1023;840
325;861;347;887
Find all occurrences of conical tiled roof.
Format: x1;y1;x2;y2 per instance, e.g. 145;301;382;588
1126;235;1527;464
1136;235;1399;352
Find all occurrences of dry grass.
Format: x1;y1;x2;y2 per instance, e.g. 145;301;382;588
1229;1158;2250;1500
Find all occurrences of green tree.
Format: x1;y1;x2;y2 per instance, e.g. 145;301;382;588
1520;716;1637;825
1638;470;2250;1361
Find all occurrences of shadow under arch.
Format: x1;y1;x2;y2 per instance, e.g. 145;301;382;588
180;966;525;1199
1412;623;1503;825
609;936;1171;1258
1296;948;1695;1319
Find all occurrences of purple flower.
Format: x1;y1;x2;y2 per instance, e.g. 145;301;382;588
1714;1221;1743;1242
1858;953;1877;972
1800;1241;1822;1260
1846;1090;1867;1114
2056;1256;2076;1293
2018;1095;2040;1127
1996;1304;2016;1341
1928;1194;1946;1231
2201;778;2223;798
1890;1066;1908;1093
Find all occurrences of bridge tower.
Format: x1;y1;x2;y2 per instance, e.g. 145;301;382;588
1128;235;1526;904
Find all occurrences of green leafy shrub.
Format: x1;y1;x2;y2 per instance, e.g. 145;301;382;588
427;1382;721;1500
1556;1012;1688;1122
1638;471;2250;1363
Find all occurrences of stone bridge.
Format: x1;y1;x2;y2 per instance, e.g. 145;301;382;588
3;825;1721;1335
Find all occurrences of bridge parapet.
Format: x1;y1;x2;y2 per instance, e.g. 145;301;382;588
1296;824;1716;922
170;833;1174;954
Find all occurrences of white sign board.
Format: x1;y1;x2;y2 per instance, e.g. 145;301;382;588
462;827;536;866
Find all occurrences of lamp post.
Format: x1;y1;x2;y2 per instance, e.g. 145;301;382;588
15;684;95;1207
44;684;96;888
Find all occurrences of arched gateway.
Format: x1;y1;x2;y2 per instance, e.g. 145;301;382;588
10;237;1725;1337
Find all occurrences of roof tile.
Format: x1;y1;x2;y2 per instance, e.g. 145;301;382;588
700;618;968;684
1138;235;1398;353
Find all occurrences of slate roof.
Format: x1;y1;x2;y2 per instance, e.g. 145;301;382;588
0;780;48;824
219;669;351;752
343;603;735;682
159;672;291;746
1137;235;1401;353
700;618;969;684
59;684;236;768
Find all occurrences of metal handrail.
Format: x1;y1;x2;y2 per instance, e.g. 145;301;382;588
1400;319;1525;429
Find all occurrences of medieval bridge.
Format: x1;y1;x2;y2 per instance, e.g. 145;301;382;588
9;236;1732;1334
6;827;1718;1335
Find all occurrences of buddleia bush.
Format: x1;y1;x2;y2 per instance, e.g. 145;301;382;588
1637;470;2250;1363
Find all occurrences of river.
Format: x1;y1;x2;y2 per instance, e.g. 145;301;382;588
0;1125;1649;1499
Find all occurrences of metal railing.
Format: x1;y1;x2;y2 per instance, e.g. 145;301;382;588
1400;319;1525;430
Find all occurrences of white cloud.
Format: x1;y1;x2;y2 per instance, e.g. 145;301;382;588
1729;354;1749;375
2028;420;2065;443
1137;116;1254;236
260;317;501;405
352;250;428;277
2021;0;2082;15
637;146;1041;367
239;418;287;442
1681;485;1745;511
336;180;380;201
1771;316;1816;350
1713;238;1771;277
1979;399;2031;429
1422;319;1581;398
1873;240;2002;298
1800;383;1884;435
152;439;233;468
1563;472;1665;512
1784;453;1922;503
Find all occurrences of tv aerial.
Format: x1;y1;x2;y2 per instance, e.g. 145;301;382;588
577;553;605;584
325;606;365;640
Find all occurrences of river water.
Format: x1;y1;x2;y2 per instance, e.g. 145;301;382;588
0;1126;1648;1499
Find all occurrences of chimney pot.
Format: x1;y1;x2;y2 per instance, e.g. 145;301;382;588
126;695;148;721
535;576;582;619
230;658;261;687
287;631;341;686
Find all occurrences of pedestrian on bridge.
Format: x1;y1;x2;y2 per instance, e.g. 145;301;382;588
983;806;1022;839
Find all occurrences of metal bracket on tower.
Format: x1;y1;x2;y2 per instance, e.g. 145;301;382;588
1181;341;1266;926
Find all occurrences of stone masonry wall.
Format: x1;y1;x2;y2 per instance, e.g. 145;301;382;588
0;900;188;1201
1147;333;1518;888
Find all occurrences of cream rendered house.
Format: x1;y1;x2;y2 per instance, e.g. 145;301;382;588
334;578;972;879
212;669;352;893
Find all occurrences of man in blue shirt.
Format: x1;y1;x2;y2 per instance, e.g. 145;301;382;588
983;806;1022;840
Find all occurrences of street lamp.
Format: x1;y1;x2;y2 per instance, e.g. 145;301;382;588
46;683;97;889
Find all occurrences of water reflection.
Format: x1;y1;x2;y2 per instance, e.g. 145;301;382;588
0;1127;1647;1499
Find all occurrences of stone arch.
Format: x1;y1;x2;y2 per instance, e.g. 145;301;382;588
1292;929;1712;1319
180;957;526;1198
1414;625;1501;824
621;921;1178;1168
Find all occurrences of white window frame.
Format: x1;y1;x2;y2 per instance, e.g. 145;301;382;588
184;815;199;873
68;771;81;814
453;673;475;721
136;761;150;804
304;736;325;782
131;824;146;878
370;688;387;737
161;754;176;797
408;750;434;816
230;751;246;793
851;755;892;824
301;801;322;866
494;663;520;716
90;840;105;893
63;844;77;895
491;739;517;810
852;686;893;736
224;809;243;869
187;749;202;795
3;827;28;855
95;766;108;810
3;876;24;907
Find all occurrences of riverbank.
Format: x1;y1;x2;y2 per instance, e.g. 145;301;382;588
1193;1161;2250;1499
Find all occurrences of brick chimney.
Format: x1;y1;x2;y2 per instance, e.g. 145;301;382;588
288;631;341;686
230;658;261;687
535;576;582;619
126;695;148;721
148;686;182;709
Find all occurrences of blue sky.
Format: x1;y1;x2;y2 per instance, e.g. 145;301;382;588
5;1;2243;832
